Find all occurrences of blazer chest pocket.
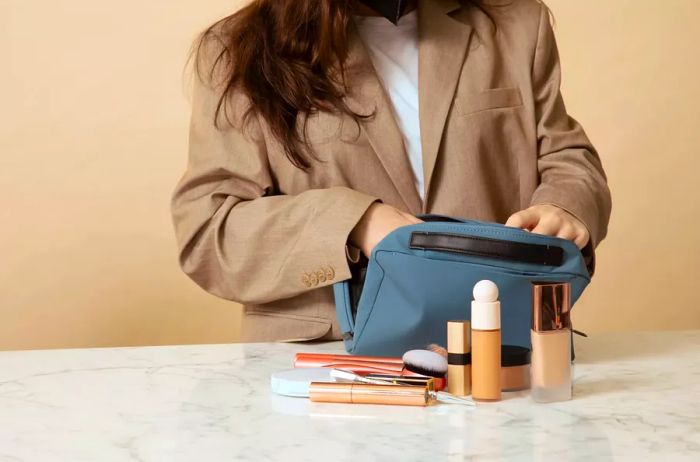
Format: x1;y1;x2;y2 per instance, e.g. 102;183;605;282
456;87;523;116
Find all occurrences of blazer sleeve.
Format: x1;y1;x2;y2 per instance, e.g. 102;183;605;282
171;68;378;305
528;4;612;250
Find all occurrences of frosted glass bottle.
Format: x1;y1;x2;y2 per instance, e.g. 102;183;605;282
530;282;572;403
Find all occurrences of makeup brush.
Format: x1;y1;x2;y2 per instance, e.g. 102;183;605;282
294;351;445;377
330;369;475;407
293;350;449;390
402;349;448;377
428;344;448;359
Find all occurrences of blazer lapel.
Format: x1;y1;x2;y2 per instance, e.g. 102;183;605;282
418;0;473;210
345;24;423;215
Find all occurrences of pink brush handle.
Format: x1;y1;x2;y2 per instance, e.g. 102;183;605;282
293;354;447;391
294;352;404;366
294;358;405;373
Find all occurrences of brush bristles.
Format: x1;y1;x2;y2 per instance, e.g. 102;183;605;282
402;349;448;378
428;344;448;359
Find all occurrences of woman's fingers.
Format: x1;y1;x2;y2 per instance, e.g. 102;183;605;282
507;205;591;249
404;212;424;224
573;228;591;249
556;223;578;242
353;205;425;257
558;223;589;249
531;216;560;237
505;208;539;230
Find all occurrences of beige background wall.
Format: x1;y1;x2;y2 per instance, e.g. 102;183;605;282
1;0;698;351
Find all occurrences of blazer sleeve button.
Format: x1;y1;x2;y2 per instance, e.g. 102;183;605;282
301;273;312;287
309;272;319;286
325;266;335;281
317;270;327;283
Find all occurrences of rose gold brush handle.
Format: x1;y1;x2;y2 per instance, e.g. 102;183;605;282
309;382;435;406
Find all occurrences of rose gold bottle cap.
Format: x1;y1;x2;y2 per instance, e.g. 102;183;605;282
531;282;571;333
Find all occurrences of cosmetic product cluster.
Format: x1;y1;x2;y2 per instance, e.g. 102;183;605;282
271;279;573;407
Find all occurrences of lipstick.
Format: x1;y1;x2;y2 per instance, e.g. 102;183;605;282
447;320;471;396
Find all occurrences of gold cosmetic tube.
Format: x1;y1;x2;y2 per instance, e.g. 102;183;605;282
309;382;436;406
447;321;471;396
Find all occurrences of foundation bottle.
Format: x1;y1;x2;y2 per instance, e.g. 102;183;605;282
531;282;573;403
471;280;501;402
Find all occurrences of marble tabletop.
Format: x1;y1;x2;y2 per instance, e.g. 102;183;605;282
0;331;698;462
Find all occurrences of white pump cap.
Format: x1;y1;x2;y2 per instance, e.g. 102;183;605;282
471;280;501;330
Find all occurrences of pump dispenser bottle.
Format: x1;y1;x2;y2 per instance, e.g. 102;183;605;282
531;282;573;403
471;280;501;401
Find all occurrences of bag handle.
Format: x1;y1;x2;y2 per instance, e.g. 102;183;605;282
409;231;564;266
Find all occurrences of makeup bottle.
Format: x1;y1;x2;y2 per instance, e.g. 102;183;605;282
531;282;573;403
471;280;501;401
447;320;471;396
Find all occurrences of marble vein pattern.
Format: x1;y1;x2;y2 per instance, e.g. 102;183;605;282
0;331;698;461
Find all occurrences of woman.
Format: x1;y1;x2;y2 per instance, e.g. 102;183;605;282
171;0;611;342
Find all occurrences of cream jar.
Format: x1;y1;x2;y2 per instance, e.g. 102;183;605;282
501;345;531;392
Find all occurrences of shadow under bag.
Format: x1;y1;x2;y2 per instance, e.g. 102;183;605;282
333;215;592;357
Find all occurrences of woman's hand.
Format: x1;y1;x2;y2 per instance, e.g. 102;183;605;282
505;204;590;249
349;202;423;257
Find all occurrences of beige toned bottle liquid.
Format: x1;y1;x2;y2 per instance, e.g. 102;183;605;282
471;280;501;402
531;282;573;403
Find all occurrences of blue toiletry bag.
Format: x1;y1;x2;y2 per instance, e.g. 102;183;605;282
333;215;593;356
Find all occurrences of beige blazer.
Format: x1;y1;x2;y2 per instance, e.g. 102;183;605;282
171;0;612;342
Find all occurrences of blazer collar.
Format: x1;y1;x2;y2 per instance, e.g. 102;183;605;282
345;0;472;214
417;0;473;210
346;22;423;214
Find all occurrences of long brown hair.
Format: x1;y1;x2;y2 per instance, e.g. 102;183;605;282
189;1;487;169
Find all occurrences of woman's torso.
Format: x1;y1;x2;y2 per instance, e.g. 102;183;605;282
240;0;555;341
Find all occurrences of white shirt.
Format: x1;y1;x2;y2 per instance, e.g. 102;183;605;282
354;11;424;202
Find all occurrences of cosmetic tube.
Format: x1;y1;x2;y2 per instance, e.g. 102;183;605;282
309;382;436;406
531;282;573;403
471;280;501;402
447;321;471;396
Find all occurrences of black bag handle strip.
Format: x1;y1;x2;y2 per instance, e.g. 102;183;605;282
409;232;564;266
